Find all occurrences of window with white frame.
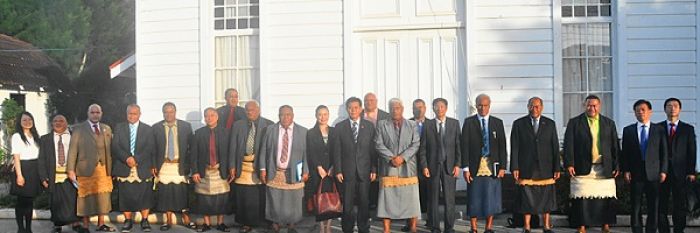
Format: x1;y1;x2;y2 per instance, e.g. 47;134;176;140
561;0;613;124
213;0;260;107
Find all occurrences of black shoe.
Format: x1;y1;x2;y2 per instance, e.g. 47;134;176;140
140;221;151;232
543;229;554;233
159;224;171;231
97;225;115;232
186;222;197;230
401;225;411;232
53;227;63;233
121;220;133;233
522;229;531;233
484;230;495;233
216;224;230;232
468;230;478;233
75;226;90;233
199;224;211;232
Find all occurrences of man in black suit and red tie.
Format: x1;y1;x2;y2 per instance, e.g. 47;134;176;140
621;99;668;233
217;88;247;132
658;98;697;233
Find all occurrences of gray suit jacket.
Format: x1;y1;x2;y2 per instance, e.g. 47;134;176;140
259;123;309;184
229;117;274;177
375;119;421;177
66;121;113;177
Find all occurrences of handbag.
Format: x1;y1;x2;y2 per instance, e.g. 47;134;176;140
313;176;343;216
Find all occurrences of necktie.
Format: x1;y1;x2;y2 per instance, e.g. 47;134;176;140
481;118;490;157
439;121;446;162
57;134;65;166
226;107;236;129
668;123;676;157
669;123;676;138
352;121;358;143
93;124;101;135
533;118;539;134
209;129;217;166
640;125;648;161
167;125;175;161
246;121;256;155
130;124;137;155
418;122;424;135
280;128;289;164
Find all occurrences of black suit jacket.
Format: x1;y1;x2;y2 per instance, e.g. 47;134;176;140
38;132;68;191
460;115;507;173
191;126;230;179
153;120;193;176
332;118;377;182
418;118;461;175
228;117;274;177
661;120;697;179
216;105;246;130
307;126;335;177
510;115;560;179
563;113;619;177
621;123;668;181
111;122;156;180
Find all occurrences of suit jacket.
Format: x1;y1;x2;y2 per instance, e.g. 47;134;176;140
191;126;230;179
259;123;309;184
228;116;274;177
216;105;246;129
510;115;560;179
460;115;507;173
332;118;377;182
153;119;193;176
563;113;619;177
375;119;421;177
38;131;69;191
111;121;156;180
621;123;668;181
66;121;113;177
307;126;334;178
418;118;461;175
661;120;697;179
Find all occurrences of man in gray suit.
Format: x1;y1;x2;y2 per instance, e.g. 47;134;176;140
259;105;309;233
375;98;422;233
112;104;156;232
67;104;116;232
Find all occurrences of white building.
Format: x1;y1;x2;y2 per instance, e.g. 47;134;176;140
134;0;699;145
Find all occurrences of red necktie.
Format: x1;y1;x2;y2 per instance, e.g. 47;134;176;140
280;128;289;164
93;124;101;135
670;123;676;138
57;134;65;166
209;129;217;166
226;107;235;129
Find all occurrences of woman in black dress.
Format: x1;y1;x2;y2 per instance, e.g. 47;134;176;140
10;112;43;233
306;105;341;233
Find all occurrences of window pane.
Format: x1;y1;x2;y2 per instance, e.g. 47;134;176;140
574;6;585;16
226;19;237;29
215;20;224;30
225;0;236;5
563;93;585;125
215;7;224;17
250;0;259;3
588;23;611;56
562;0;573;6
239;6;249;17
587;6;598;17
238;19;249;29
215;0;224;6
250;18;259;28
563;58;587;92
215;36;237;67
588;58;612;92
587;0;599;4
250;6;259;16
597;93;613;118
600;5;611;16
601;0;610;3
562;6;573;17
574;0;586;5
239;0;249;3
562;24;586;57
226;7;236;17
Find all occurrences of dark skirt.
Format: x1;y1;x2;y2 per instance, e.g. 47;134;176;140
194;193;230;215
467;176;502;218
306;177;341;221
155;183;189;212
569;198;617;226
517;184;557;214
10;159;42;198
117;181;155;211
234;184;269;226
50;180;80;225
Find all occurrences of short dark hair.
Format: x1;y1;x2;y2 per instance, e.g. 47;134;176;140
162;102;177;112
664;97;682;109
432;98;448;107
412;99;425;106
585;94;600;102
345;97;362;108
633;99;652;110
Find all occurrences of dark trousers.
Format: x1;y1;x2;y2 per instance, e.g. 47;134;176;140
631;168;660;233
341;176;371;233
659;166;690;233
15;196;34;232
428;164;456;232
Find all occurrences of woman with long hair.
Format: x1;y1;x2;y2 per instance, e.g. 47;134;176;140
306;105;341;233
10;111;42;233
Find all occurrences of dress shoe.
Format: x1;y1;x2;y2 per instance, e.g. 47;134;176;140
140;220;151;232
121;220;133;233
216;224;230;232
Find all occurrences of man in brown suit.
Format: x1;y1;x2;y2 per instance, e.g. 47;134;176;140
67;104;116;232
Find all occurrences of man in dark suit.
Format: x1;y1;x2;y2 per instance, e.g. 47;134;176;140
152;102;195;230
333;97;377;233
38;114;83;233
658;98;697;233
563;95;620;233
112;104;156;232
461;94;507;233
419;98;461;233
217;88;247;131
621;99;668;233
510;97;560;233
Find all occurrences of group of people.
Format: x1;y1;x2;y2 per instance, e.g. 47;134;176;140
7;87;697;233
